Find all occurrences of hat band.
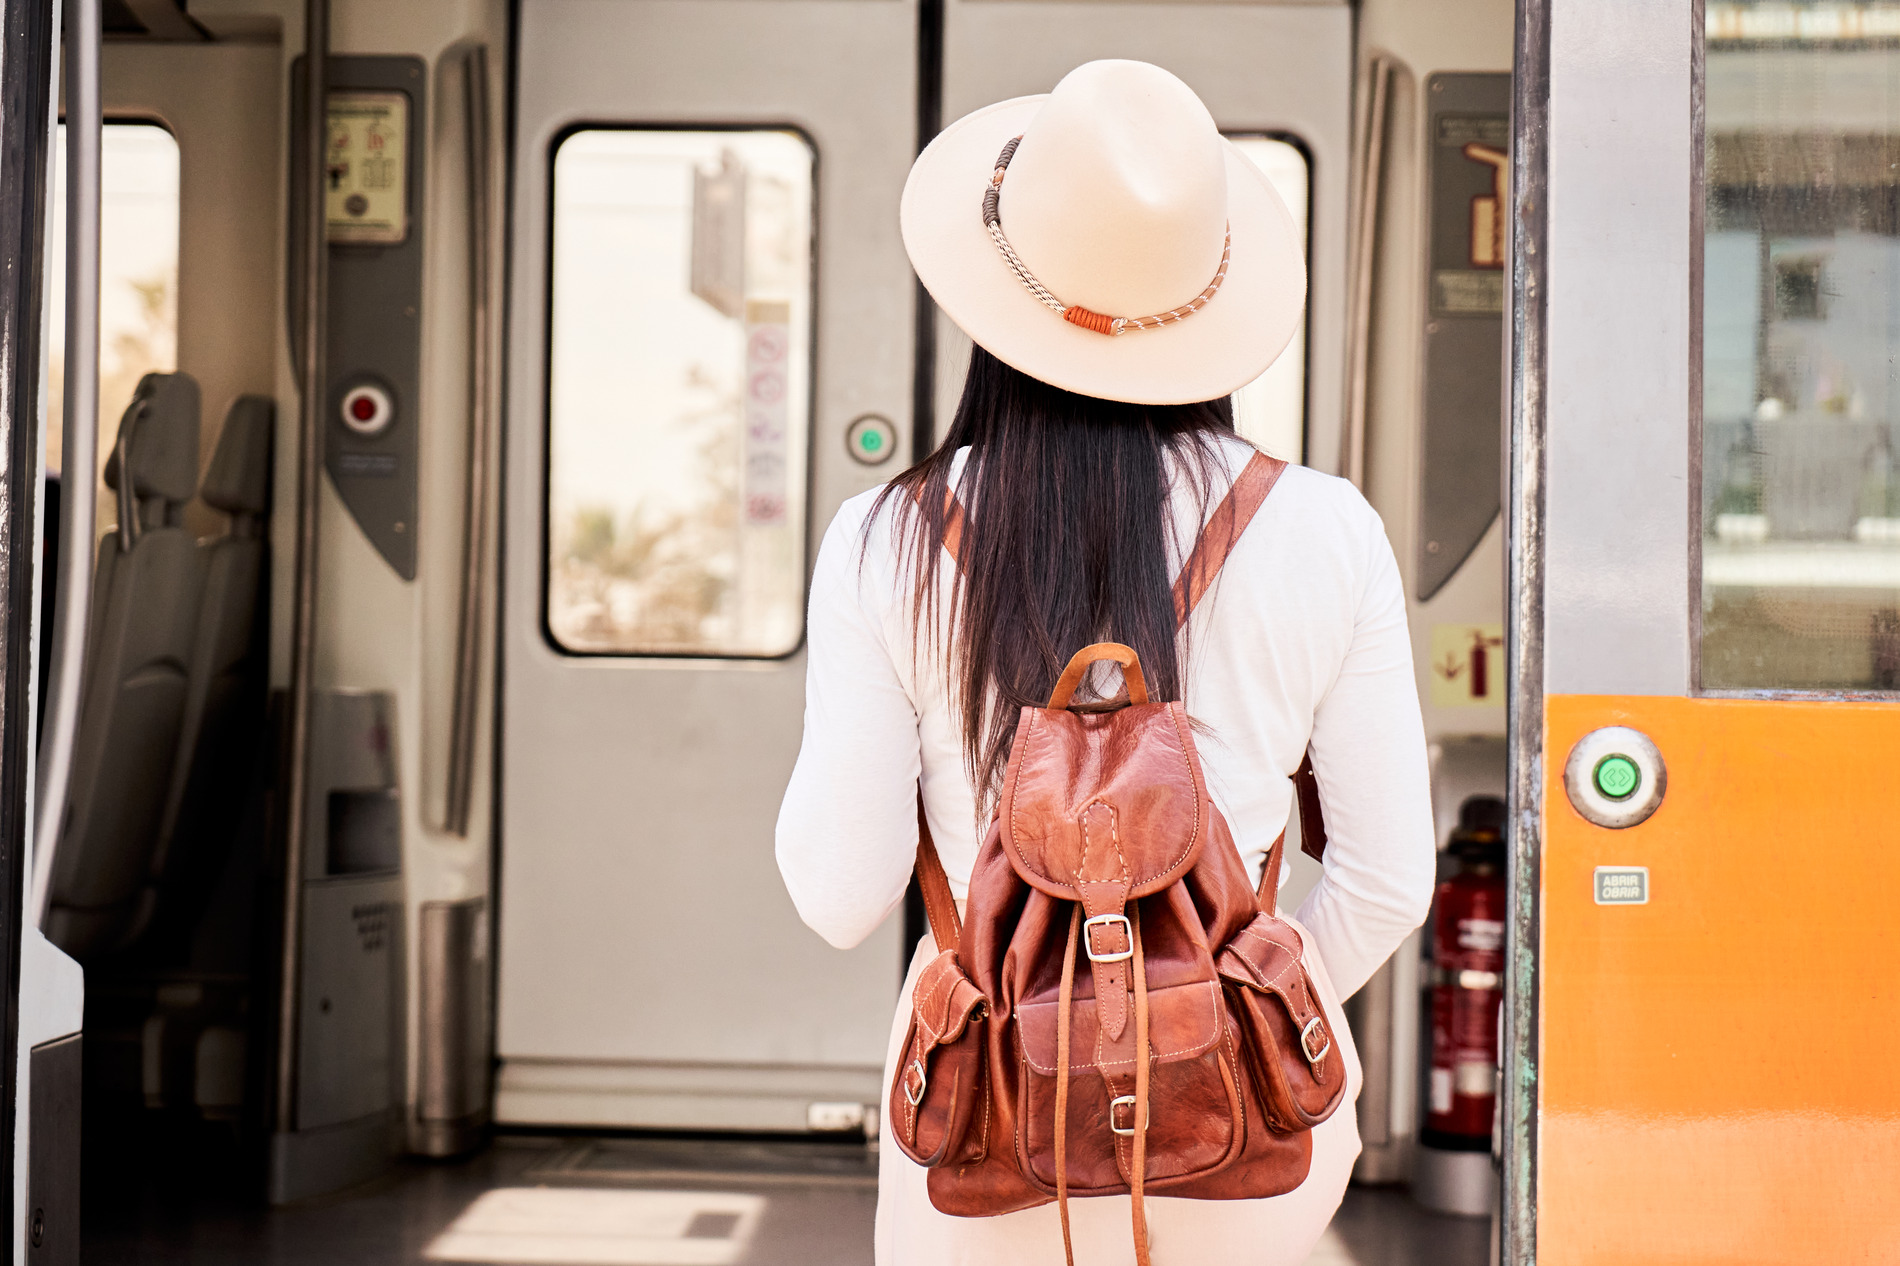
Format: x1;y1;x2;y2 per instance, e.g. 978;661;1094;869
981;136;1232;337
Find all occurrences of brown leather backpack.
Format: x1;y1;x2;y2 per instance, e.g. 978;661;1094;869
890;452;1347;1265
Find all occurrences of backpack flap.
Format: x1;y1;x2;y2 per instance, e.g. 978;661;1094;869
892;949;989;1168
998;699;1210;904
1215;915;1348;1131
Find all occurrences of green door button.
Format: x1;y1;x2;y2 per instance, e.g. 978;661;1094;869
1593;754;1641;801
1565;727;1666;829
846;413;898;466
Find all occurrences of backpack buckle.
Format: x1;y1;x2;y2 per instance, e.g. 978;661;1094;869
1299;1017;1331;1068
1108;1094;1149;1136
1082;913;1134;963
903;1059;928;1106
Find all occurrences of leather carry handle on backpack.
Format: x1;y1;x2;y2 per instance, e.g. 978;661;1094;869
894;453;1348;1266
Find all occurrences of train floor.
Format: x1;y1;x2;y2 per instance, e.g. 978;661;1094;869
82;1131;1494;1266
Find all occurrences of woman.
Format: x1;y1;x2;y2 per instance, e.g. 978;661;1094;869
777;59;1434;1265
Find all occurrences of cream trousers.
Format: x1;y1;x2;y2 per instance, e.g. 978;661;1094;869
875;915;1364;1266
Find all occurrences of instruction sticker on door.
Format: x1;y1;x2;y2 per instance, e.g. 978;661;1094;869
1594;866;1649;905
326;91;408;244
1429;623;1505;708
743;300;791;525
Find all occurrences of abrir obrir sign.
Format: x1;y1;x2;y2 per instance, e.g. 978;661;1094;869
1593;866;1649;905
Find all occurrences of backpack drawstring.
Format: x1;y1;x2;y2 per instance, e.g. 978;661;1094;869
1130;906;1153;1266
1054;903;1154;1266
1055;907;1080;1266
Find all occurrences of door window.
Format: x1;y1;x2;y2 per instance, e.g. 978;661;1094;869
1228;135;1309;462
545;128;814;657
1701;7;1900;689
46;121;180;536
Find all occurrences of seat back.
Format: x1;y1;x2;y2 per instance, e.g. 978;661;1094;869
46;373;207;960
127;395;276;958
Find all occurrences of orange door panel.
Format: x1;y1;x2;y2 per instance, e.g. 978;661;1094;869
1540;694;1900;1264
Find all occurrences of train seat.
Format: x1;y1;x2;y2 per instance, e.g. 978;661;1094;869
46;373;208;961
124;394;276;959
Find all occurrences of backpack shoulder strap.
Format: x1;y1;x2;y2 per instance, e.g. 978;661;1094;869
906;479;967;952
904;454;1321;932
1257;753;1328;907
1166;453;1332;901
915;793;962;952
1172;450;1288;629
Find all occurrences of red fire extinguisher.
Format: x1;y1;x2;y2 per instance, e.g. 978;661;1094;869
1424;796;1506;1150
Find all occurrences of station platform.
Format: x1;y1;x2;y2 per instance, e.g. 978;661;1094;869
82;1133;1492;1266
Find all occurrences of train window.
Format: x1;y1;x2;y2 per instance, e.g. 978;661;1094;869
1227;135;1309;462
45;121;180;532
545;128;814;658
1701;8;1900;690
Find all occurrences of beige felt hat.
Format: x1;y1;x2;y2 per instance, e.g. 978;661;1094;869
901;59;1307;407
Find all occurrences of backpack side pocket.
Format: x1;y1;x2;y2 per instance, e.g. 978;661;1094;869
891;949;989;1167
1216;915;1348;1132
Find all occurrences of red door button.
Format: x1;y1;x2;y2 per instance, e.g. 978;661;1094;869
340;383;394;435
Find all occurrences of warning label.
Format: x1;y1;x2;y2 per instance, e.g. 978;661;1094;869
1594;867;1649;906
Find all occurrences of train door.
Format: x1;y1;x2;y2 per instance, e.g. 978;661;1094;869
498;0;922;1129
1511;1;1900;1260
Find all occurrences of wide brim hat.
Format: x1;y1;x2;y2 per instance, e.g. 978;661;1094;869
901;60;1307;407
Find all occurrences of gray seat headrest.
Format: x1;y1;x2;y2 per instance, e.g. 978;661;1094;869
102;372;201;505
201;395;275;517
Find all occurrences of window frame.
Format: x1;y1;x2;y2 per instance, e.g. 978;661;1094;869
1693;17;1900;699
1222;129;1315;464
538;120;822;662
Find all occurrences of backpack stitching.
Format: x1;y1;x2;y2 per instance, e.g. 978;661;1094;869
1132;703;1204;889
915;965;960;1043
1023;981;1224;1073
1221;1005;1246;1139
1006;706;1041;866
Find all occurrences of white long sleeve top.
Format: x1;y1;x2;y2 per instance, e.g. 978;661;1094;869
775;435;1435;998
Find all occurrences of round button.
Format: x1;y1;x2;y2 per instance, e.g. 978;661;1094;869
1563;726;1667;830
846;413;898;466
1593;755;1640;801
340;383;394;436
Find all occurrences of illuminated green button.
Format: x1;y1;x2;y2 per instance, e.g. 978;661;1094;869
1593;755;1641;801
845;414;898;466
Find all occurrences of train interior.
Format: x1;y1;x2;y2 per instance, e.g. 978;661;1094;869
30;0;1546;1262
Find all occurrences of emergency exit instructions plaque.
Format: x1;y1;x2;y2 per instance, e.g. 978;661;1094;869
326;90;409;244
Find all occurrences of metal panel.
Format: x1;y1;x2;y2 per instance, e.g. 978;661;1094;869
414;896;488;1155
500;0;917;1126
4;0;60;1247
290;55;428;582
25;1036;78;1266
1543;0;1695;697
940;0;1352;474
298;876;403;1130
1417;73;1510;601
1504;0;1552;1259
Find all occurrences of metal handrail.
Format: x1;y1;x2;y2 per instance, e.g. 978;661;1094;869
444;44;492;838
31;0;102;927
1341;54;1394;491
276;0;329;1134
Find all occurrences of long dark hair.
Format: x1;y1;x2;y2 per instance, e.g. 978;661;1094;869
871;344;1241;799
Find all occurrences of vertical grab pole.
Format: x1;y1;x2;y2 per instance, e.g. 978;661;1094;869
31;0;102;925
444;44;490;838
1341;53;1392;491
276;0;329;1134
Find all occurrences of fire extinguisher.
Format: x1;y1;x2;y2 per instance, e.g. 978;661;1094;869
1424;796;1506;1151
